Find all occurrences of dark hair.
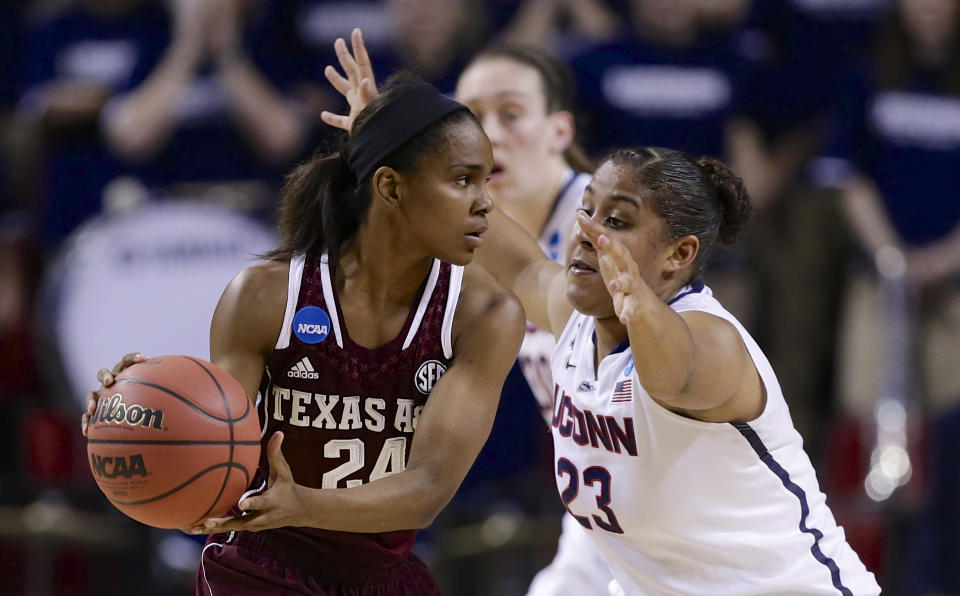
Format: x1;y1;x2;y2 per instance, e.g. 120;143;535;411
602;147;751;278
264;73;477;263
465;45;594;173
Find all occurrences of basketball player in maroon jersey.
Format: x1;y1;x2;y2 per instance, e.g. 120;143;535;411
81;72;525;594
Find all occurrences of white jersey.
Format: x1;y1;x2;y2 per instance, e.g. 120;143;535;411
523;169;615;596
519;169;591;417
548;284;881;595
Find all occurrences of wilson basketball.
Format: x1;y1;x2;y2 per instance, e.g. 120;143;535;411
86;355;261;529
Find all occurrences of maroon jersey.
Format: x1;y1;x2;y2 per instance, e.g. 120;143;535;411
236;252;462;573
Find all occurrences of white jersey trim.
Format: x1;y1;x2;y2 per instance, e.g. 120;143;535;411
402;259;441;351
441;265;464;359
319;252;344;348
274;254;306;350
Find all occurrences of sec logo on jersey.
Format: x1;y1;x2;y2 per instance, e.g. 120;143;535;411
415;360;447;394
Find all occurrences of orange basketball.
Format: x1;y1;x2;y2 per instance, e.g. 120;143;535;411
86;355;261;529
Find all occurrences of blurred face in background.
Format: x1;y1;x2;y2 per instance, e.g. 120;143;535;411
630;0;700;46
455;57;572;208
388;0;469;58
900;0;958;51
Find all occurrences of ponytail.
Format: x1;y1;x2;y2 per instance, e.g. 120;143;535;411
696;156;751;246
262;143;371;264
601;146;753;279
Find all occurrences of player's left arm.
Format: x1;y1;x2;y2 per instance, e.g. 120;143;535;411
578;213;763;423
197;268;525;534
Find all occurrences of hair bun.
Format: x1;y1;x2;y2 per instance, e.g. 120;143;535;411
697;156;752;245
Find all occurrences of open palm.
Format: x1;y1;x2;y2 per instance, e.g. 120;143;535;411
576;212;646;324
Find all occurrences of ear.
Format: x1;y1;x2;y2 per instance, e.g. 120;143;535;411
663;234;699;273
547;110;575;155
372;166;403;208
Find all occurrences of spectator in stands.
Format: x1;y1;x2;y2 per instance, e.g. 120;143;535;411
564;0;753;159
16;0;169;247
101;0;310;207
828;0;960;421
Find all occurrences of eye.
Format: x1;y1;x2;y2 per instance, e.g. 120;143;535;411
455;176;471;188
604;216;626;229
577;207;593;216
501;109;521;122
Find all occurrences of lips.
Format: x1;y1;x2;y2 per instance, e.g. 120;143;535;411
569;257;597;274
467;221;488;237
464;220;487;248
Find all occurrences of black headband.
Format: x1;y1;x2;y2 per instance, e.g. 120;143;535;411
347;83;467;182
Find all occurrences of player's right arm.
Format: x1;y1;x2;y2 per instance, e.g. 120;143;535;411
208;259;288;404
472;207;571;337
80;259;287;437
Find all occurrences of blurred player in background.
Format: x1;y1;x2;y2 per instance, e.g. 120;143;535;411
82;71;525;595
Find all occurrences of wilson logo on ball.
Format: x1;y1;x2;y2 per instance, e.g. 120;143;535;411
415;360;447;394
95;393;165;430
90;453;148;479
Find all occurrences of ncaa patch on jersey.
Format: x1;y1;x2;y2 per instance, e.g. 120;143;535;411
293;306;330;344
415;360;446;394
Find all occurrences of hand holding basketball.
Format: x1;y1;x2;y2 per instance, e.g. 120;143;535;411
81;351;146;437
190;431;308;534
85;354;261;529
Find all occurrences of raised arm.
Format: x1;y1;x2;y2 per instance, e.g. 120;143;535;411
473;207;570;336
578;212;763;423
200;268;526;533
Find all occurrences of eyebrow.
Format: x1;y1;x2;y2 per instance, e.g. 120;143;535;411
583;185;641;207
449;163;486;171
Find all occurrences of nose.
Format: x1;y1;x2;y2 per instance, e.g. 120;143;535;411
474;184;493;215
480;113;505;145
575;219;594;250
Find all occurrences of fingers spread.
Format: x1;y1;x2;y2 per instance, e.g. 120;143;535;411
599;234;637;274
324;65;351;96
576;212;603;244
320;112;350;131
334;37;359;84
351;28;374;84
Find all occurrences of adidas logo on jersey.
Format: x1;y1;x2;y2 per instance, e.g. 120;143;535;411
288;357;319;379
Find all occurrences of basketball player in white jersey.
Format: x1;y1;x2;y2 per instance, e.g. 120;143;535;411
321;30;614;594
474;146;882;594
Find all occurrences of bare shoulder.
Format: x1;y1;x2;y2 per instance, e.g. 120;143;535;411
213;259;290;354
454;265;526;345
224;259;289;305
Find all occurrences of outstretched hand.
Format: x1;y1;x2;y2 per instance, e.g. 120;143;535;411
576;212;647;325
320;28;378;133
187;432;308;534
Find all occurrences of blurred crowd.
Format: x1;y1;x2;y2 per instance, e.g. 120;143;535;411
0;0;958;595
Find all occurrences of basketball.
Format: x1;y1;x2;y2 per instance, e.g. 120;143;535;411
86;355;261;529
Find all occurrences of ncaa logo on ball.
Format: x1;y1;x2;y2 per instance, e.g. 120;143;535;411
293;306;331;344
415;360;447;394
